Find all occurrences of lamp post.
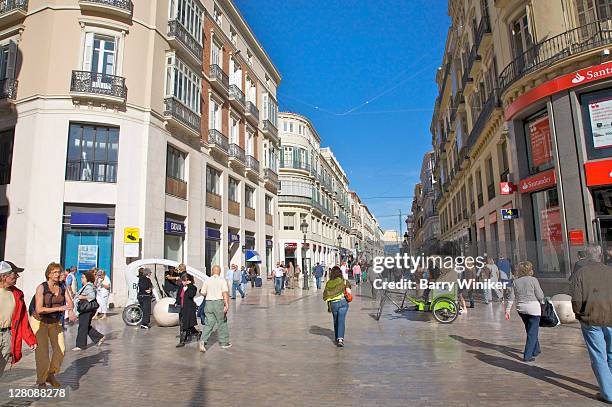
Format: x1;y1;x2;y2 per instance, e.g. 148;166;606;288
403;232;409;256
355;241;359;264
300;219;309;290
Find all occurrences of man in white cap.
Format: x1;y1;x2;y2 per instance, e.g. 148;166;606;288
0;260;37;377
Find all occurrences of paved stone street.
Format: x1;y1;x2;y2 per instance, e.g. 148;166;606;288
0;281;605;407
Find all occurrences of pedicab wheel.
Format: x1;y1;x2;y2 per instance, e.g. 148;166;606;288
431;297;458;324
375;294;386;321
122;304;143;326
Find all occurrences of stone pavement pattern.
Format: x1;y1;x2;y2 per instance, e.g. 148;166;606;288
0;281;605;407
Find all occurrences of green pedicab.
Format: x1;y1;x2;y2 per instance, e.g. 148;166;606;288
375;282;459;324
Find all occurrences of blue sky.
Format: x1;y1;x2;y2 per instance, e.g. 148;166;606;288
234;0;450;231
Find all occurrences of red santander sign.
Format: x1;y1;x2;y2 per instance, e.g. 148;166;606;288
519;169;557;193
584;159;612;187
506;62;612;121
499;182;516;195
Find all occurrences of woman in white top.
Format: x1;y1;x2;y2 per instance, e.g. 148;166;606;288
94;269;111;320
504;261;545;362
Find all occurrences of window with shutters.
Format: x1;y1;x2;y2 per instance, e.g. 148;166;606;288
246;128;254;156
0;41;16;99
82;33;119;87
283;212;295;230
230;115;239;145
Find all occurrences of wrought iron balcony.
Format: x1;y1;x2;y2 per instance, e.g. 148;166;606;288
70;70;127;104
245;155;260;174
263;167;278;184
208;129;229;153
0;78;17;101
245;101;259;125
79;0;132;18
0;0;27;23
163;97;201;136
209;64;228;92
466;89;500;153
229;84;245;108
474;14;491;52
262;119;279;145
228;143;245;164
168;20;203;65
500;18;612;93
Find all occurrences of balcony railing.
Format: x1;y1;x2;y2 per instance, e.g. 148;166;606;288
208;129;229;152
0;78;17;100
209;64;229;89
278;195;312;206
466;89;499;152
499;17;612;93
263;119;277;135
263;168;278;184
229;84;245;106
163;97;201;135
168;20;203;61
79;0;132;16
66;160;117;183
245;101;259;121
280;160;310;171
0;0;27;16
245;155;259;173
466;43;480;75
70;70;127;102
474;14;491;51
229;143;245;163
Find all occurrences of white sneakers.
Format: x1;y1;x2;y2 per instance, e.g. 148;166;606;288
199;342;206;352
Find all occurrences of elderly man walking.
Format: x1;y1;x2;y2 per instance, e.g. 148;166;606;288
571;246;612;404
0;261;37;377
199;265;231;352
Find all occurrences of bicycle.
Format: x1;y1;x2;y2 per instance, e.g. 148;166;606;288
375;287;459;324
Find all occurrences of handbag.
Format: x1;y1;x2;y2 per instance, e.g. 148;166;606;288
539;298;560;327
344;285;353;303
168;304;182;314
77;299;99;313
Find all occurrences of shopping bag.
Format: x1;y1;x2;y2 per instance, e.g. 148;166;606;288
539;298;560;327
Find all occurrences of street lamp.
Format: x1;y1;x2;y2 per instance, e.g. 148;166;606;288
403;232;409;256
300;219;309;290
355;241;360;264
337;234;343;265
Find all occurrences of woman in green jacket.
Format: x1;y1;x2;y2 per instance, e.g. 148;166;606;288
323;266;351;347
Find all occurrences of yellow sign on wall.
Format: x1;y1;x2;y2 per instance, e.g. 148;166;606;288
124;227;140;243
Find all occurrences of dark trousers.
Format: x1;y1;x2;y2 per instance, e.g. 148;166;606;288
197;303;206;325
138;295;152;326
76;311;103;348
519;312;541;360
250;276;256;287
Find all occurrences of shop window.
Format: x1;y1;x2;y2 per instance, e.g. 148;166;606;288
524;111;554;174
66;123;119;183
580;88;612;160
532;187;566;274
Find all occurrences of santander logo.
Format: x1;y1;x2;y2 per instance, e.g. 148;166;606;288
572;72;586;84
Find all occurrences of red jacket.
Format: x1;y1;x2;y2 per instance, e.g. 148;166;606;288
8;286;36;364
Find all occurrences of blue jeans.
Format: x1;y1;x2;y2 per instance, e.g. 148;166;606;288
330;298;349;340
315;275;322;289
581;323;612;402
274;277;283;295
232;281;245;298
519;313;541;360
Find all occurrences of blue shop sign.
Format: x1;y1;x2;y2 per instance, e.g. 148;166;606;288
70;212;108;229
165;221;185;235
229;232;240;243
266;239;273;247
206;227;221;240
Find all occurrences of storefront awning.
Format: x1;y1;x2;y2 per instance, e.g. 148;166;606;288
245;250;262;263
